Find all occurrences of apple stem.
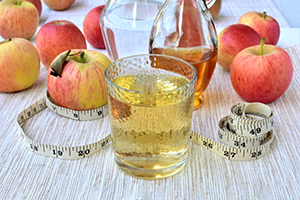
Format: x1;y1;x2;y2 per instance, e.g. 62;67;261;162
260;37;265;56
7;38;11;42
262;11;266;19
79;51;86;63
17;0;21;6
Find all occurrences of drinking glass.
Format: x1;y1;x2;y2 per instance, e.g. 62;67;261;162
105;54;197;179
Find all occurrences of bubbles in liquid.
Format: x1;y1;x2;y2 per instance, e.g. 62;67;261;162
113;68;189;93
108;67;194;178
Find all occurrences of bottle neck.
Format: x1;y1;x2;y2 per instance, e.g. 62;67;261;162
206;0;217;9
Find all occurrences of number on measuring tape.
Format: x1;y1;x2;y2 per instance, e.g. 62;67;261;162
78;149;90;157
53;150;63;156
190;102;274;161
223;151;236;159
203;141;213;149
30;144;38;151
16;94;274;160
16;92;111;159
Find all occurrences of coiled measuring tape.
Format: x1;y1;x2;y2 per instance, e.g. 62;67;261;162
16;92;274;160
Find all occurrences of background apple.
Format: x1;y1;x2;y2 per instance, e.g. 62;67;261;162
36;20;87;68
230;38;293;103
43;0;75;11
0;38;40;93
47;49;111;111
0;0;39;40
217;24;261;71
83;5;106;49
238;11;280;45
25;0;41;16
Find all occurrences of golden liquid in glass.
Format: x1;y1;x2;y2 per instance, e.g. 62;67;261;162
150;47;217;109
108;68;194;179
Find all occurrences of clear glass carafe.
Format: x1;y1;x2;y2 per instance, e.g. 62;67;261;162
149;0;218;109
207;0;221;19
100;0;165;61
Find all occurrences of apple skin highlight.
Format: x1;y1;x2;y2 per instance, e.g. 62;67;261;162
43;0;75;11
0;0;39;39
217;24;261;71
0;38;40;93
24;0;42;16
36;20;87;68
230;44;293;103
47;49;111;111
238;11;280;45
83;5;106;49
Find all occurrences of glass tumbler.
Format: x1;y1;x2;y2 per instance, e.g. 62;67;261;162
105;54;197;179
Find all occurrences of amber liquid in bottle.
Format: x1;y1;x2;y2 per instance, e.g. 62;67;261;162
150;47;217;109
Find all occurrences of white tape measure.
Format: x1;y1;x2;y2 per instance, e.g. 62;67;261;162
16;93;274;160
190;102;274;160
16;92;111;159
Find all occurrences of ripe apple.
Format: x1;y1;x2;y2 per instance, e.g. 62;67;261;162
217;24;261;71
238;11;280;45
43;0;75;11
230;38;293;103
0;38;40;93
36;20;87;68
47;49;111;111
24;0;42;16
0;0;39;40
83;5;106;49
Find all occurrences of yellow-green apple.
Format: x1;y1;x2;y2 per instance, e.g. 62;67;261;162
0;0;39;40
36;20;87;68
24;0;41;16
47;49;111;110
238;11;280;45
83;5;106;49
217;24;261;71
230;38;293;103
43;0;75;11
0;38;40;93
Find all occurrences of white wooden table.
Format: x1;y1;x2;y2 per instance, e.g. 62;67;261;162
1;0;300;199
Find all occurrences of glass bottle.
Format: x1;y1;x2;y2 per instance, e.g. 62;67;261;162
207;0;221;19
100;0;165;61
149;0;218;109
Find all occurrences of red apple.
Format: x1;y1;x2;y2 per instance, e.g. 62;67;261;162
230;38;293;103
83;5;106;49
0;0;39;40
43;0;75;11
47;49;111;110
24;0;41;16
217;24;261;71
238;11;280;45
0;38;40;93
36;20;87;68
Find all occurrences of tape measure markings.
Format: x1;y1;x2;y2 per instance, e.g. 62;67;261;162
16;92;275;161
189;102;274;160
45;91;109;121
16;94;111;159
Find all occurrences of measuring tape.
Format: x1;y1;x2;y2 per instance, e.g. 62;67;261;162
16;93;274;160
16;92;111;159
190;103;274;160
